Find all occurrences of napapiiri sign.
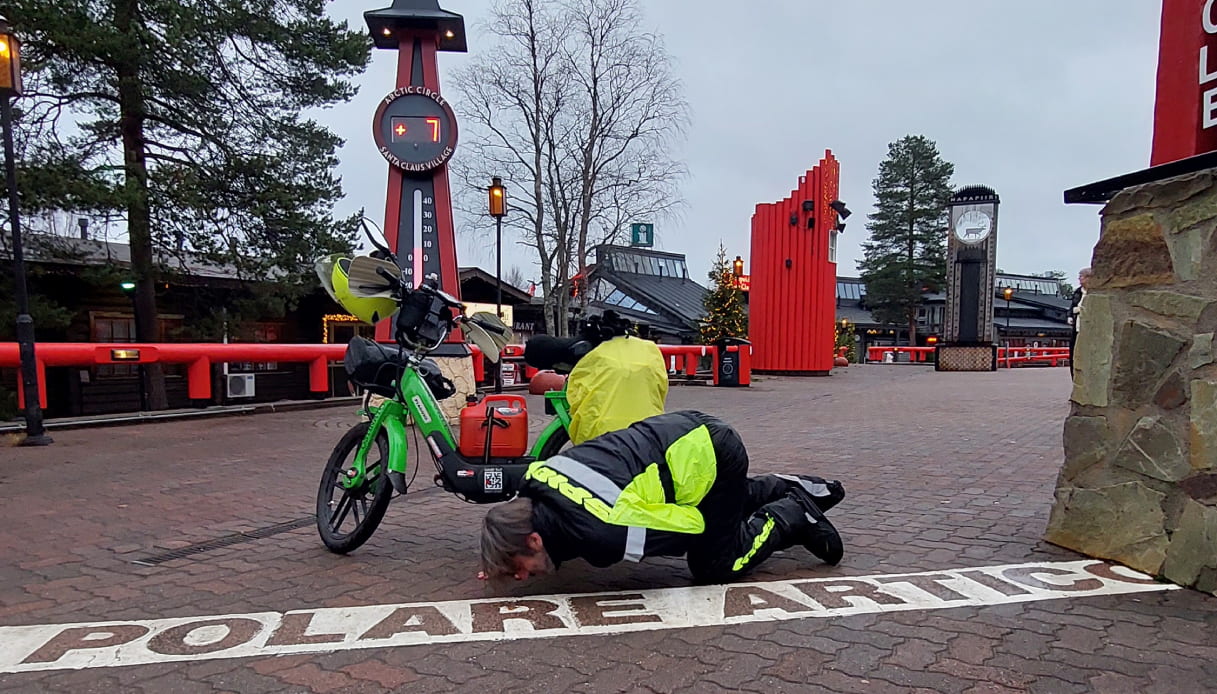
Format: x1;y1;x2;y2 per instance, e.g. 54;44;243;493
1152;0;1217;164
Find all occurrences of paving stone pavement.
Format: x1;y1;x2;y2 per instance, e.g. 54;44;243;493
1;365;1215;693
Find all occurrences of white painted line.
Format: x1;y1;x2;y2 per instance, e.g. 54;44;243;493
0;560;1178;673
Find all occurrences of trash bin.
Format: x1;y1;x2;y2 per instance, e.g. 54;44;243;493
715;337;752;387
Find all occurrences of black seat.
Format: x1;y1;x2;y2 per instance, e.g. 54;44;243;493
344;337;407;397
524;335;593;374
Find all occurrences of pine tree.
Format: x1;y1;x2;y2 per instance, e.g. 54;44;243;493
8;0;370;408
700;243;748;344
858;135;955;346
834;321;857;362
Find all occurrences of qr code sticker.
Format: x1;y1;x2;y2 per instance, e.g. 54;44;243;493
484;468;504;492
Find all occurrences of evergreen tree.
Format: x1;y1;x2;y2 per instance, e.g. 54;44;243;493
1038;269;1074;298
858;135;954;346
834;320;857;362
700;243;747;344
7;0;370;408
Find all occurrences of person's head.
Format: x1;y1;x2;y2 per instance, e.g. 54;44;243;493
480;497;554;581
1078;267;1093;289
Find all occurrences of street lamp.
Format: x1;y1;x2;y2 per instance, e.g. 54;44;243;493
1002;286;1014;362
488;176;507;393
1;17;50;445
1003;286;1014;332
119;281;149;411
732;256;744;278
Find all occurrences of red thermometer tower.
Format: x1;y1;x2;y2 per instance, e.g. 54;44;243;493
366;0;466;344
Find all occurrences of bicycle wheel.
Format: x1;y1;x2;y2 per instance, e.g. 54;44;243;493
317;422;395;554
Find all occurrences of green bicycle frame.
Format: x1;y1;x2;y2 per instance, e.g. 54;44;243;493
343;365;572;490
531;390;572;457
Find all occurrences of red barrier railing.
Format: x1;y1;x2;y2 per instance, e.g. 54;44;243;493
865;345;1071;368
0;342;348;408
469;343;714;382
2;341;722;409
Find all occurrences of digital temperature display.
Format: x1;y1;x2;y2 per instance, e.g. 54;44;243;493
390;116;441;144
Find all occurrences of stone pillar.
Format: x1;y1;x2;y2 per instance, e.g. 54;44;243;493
365;354;476;425
1046;169;1217;594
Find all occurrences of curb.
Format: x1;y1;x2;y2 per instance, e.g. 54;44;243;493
0;397;361;433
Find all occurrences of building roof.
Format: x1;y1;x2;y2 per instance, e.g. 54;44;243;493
608;272;707;326
1003;290;1071;311
6;234;244;281
995;317;1072;332
457;267;533;304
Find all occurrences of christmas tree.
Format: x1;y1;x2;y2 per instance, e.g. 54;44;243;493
835;320;858;362
700;243;749;344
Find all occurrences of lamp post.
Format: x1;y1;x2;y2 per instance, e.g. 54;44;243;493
732;255;744;279
120;281;149;412
1003;286;1014;365
1;17;50;445
1003;286;1013;332
488;177;507;393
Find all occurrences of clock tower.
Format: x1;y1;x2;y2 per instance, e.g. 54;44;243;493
937;185;1000;371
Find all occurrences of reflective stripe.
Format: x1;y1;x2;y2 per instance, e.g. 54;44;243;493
732;516;776;572
545;455;622;504
624;526;646;562
543;456;649;562
776;474;830;498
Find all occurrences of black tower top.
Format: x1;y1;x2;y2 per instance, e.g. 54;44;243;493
365;0;467;52
950;185;1000;205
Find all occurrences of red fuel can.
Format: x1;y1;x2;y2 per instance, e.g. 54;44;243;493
459;395;529;459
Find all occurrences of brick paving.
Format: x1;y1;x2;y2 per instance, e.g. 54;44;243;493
1;365;1215;692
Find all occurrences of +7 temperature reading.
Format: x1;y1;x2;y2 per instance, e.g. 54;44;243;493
391;117;441;143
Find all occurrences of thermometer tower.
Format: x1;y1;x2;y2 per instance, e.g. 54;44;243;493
366;0;467;344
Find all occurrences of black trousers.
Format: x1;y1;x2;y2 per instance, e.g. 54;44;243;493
1069;331;1078;375
684;423;842;583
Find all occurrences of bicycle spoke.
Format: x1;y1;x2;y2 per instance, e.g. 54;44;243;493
329;493;354;532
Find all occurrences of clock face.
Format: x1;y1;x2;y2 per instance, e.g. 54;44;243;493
954;210;992;244
372;86;459;176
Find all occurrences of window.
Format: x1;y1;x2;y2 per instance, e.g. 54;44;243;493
603;289;656;315
233;322;285;372
93;315;136;378
829;231;838;263
90;313;186;378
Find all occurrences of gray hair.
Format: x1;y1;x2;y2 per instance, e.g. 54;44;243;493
481;497;536;577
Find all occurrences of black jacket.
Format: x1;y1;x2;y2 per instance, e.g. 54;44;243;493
522;410;746;568
1070;287;1084;335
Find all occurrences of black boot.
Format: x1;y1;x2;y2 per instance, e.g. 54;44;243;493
785;488;843;565
774;474;845;513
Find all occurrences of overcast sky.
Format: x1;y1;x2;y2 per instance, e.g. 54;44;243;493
321;1;1162;289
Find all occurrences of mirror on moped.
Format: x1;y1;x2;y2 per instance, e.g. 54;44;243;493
461;320;502;362
359;217;397;264
470;311;513;350
346;255;402;298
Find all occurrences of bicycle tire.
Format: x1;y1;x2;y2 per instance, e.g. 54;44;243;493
535;425;571;460
316;422;395;554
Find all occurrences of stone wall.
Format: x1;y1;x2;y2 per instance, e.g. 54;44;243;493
1045;169;1217;594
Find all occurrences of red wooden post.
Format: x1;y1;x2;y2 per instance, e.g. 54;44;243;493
309;356;329;393
187;357;211;400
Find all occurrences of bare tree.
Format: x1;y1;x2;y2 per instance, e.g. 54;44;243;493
505;266;527;291
452;0;688;335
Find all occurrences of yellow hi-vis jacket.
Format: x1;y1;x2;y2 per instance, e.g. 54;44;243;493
566;335;668;445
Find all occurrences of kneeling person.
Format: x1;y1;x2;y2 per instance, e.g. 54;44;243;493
479;410;845;584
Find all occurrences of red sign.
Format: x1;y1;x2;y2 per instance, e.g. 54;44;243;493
734;275;750;292
1151;0;1217;165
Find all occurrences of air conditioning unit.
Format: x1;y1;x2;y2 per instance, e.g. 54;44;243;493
227;373;256;398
